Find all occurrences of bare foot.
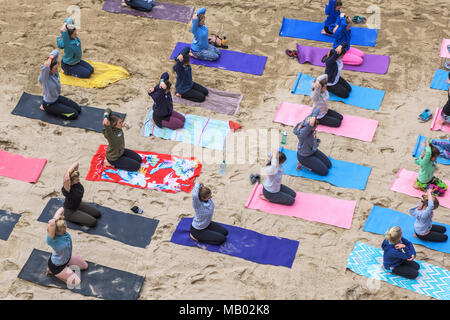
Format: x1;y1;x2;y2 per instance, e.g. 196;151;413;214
296;162;302;170
175;92;181;97
45;268;52;276
138;166;146;175
439;118;445;126
412;183;422;190
189;51;198;59
104;159;113;168
121;0;128;7
259;194;269;202
321;29;327;35
190;233;198;241
40;104;45;111
413;233;418;238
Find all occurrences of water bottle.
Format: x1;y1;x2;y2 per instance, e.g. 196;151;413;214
219;160;226;174
281;131;287;145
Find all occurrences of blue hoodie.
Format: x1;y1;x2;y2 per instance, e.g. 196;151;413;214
190;7;209;52
57;17;82;65
324;0;340;30
173;47;194;95
381;237;416;270
332;16;351;51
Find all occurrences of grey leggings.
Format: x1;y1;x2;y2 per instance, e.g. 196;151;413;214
263;184;296;206
64;202;101;227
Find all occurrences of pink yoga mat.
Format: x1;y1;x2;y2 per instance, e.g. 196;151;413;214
430;108;450;133
440;39;450;59
245;183;356;229
0;150;47;183
274;101;378;142
390;168;450;209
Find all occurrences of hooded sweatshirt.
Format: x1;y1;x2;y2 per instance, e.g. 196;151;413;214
57;17;82;65
190;7;209;52
414;143;435;184
293;120;318;157
173;47;194;95
310;74;329;119
324;0;340;30
332;16;351;51
381;237;416;270
324;50;344;86
409;200;434;236
149;72;173;127
38;49;61;104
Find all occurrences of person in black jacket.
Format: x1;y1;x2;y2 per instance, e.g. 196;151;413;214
321;44;352;98
439;74;450;125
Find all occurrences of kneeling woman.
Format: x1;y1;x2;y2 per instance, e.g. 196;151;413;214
102;108;142;171
322;45;352;99
121;0;154;11
310;74;343;127
190;7;221;61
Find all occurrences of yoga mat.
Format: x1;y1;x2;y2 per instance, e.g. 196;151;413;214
296;44;389;74
169;42;267;76
440;39;450;59
38;198;159;248
347;241;450;300
59;60;130;89
430;108;450;133
279;17;378;47
86;145;201;193
18;248;144;300
412;134;450;165
0;150;46;183
292;72;385;110
102;0;194;24
280;147;371;190
390;168;450;209
0;210;20;241
172;87;242;115
170;217;299;268
430;68;450;91
364;206;450;254
142;109;231;150
274;101;378;142
12;92;126;133
245;183;356;229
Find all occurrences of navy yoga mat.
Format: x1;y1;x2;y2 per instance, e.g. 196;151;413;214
12;92;126;133
18;249;144;300
170;218;299;268
0;210;20;241
38;198;159;248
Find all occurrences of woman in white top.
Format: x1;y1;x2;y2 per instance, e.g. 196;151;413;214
310;74;343;127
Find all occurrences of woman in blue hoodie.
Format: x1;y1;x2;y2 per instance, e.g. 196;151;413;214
321;0;342;36
189;7;221;61
382;226;420;279
332;14;364;65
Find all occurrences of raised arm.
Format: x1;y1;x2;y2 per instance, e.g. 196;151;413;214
47;207;64;240
191;182;202;209
264;150;280;176
190;7;205;34
63;162;79;192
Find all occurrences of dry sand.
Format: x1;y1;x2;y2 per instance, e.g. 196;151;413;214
1;0;450;300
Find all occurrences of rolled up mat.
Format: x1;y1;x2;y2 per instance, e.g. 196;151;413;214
412;134;450;165
390;168;450;209
296;44;389;74
279;17;378;47
430;68;450;91
280;147;371;190
102;0;194;24
292;72;385;110
0;210;20;241
440;39;450;59
170;217;299;268
169;42;268;76
347;241;450;300
12;92;126;132
59;60;130;89
274;101;378;142
364;206;450;254
18;248;144;300
172;87;242;115
0;150;46;183
38;198;159;248
245;183;356;229
430;108;450;133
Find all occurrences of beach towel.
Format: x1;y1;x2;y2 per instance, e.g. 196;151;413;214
364;206;450;254
86;145;201;193
296;44;389;74
292;72;385;110
102;0;194;23
170;217;299;268
413;134;450;165
430;108;450;133
280;147;371;190
0;150;46;183
170;42;267;76
60;60;130;89
274;101;378;142
18;249;144;300
347;241;450;300
390;168;450;209
245;183;356;229
440;39;450;59
38;198;159;248
142;109;232;150
173;87;242;115
279;17;378;47
430;69;450;91
11;92;126;133
0;210;20;241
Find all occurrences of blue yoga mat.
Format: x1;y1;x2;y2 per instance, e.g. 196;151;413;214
413;134;450;165
430;68;450;91
363;206;450;254
279;17;378;47
292;72;385;110
38;198;159;248
170;217;299;268
280;147;371;190
169;42;268;76
0;210;20;241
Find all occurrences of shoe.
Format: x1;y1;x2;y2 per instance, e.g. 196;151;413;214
250;173;261;185
131;206;143;214
444;60;450;71
352;15;367;24
285;49;297;59
418;109;432;122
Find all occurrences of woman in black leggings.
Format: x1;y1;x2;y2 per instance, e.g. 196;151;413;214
322;44;352;99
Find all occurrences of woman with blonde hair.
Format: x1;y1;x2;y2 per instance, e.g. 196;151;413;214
381;226;420;279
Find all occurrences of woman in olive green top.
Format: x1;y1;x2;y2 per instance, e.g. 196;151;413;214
102;108;142;171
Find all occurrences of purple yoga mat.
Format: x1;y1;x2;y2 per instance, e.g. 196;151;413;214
102;0;195;24
296;44;390;75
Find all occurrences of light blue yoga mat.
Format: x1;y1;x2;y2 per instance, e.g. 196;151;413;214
347;241;450;300
280;146;371;190
279;17;378;47
291;72;385;110
430;69;450;91
413;134;450;165
364;205;450;254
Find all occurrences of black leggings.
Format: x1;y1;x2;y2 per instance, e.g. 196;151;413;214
318;109;343;127
415;225;448;242
64;202;101;228
190;221;228;245
181;82;209;102
43;96;81;120
108;149;142;171
327;77;352;99
392;260;420;279
263;184;296;206
297;149;332;176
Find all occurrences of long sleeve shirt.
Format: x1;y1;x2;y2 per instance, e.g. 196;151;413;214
173;47;194;94
414;144;435;184
190;7;209;52
293;120;318;157
57;17;82;65
332;16;351;51
325;50;343;86
382;238;416;270
102;108;125;161
38;49;61;104
324;0;340;30
149;72;173;118
191;183;215;230
310;74;329;119
262;154;284;193
409;200;434;235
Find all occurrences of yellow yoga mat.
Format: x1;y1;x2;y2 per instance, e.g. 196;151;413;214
59;60;130;88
